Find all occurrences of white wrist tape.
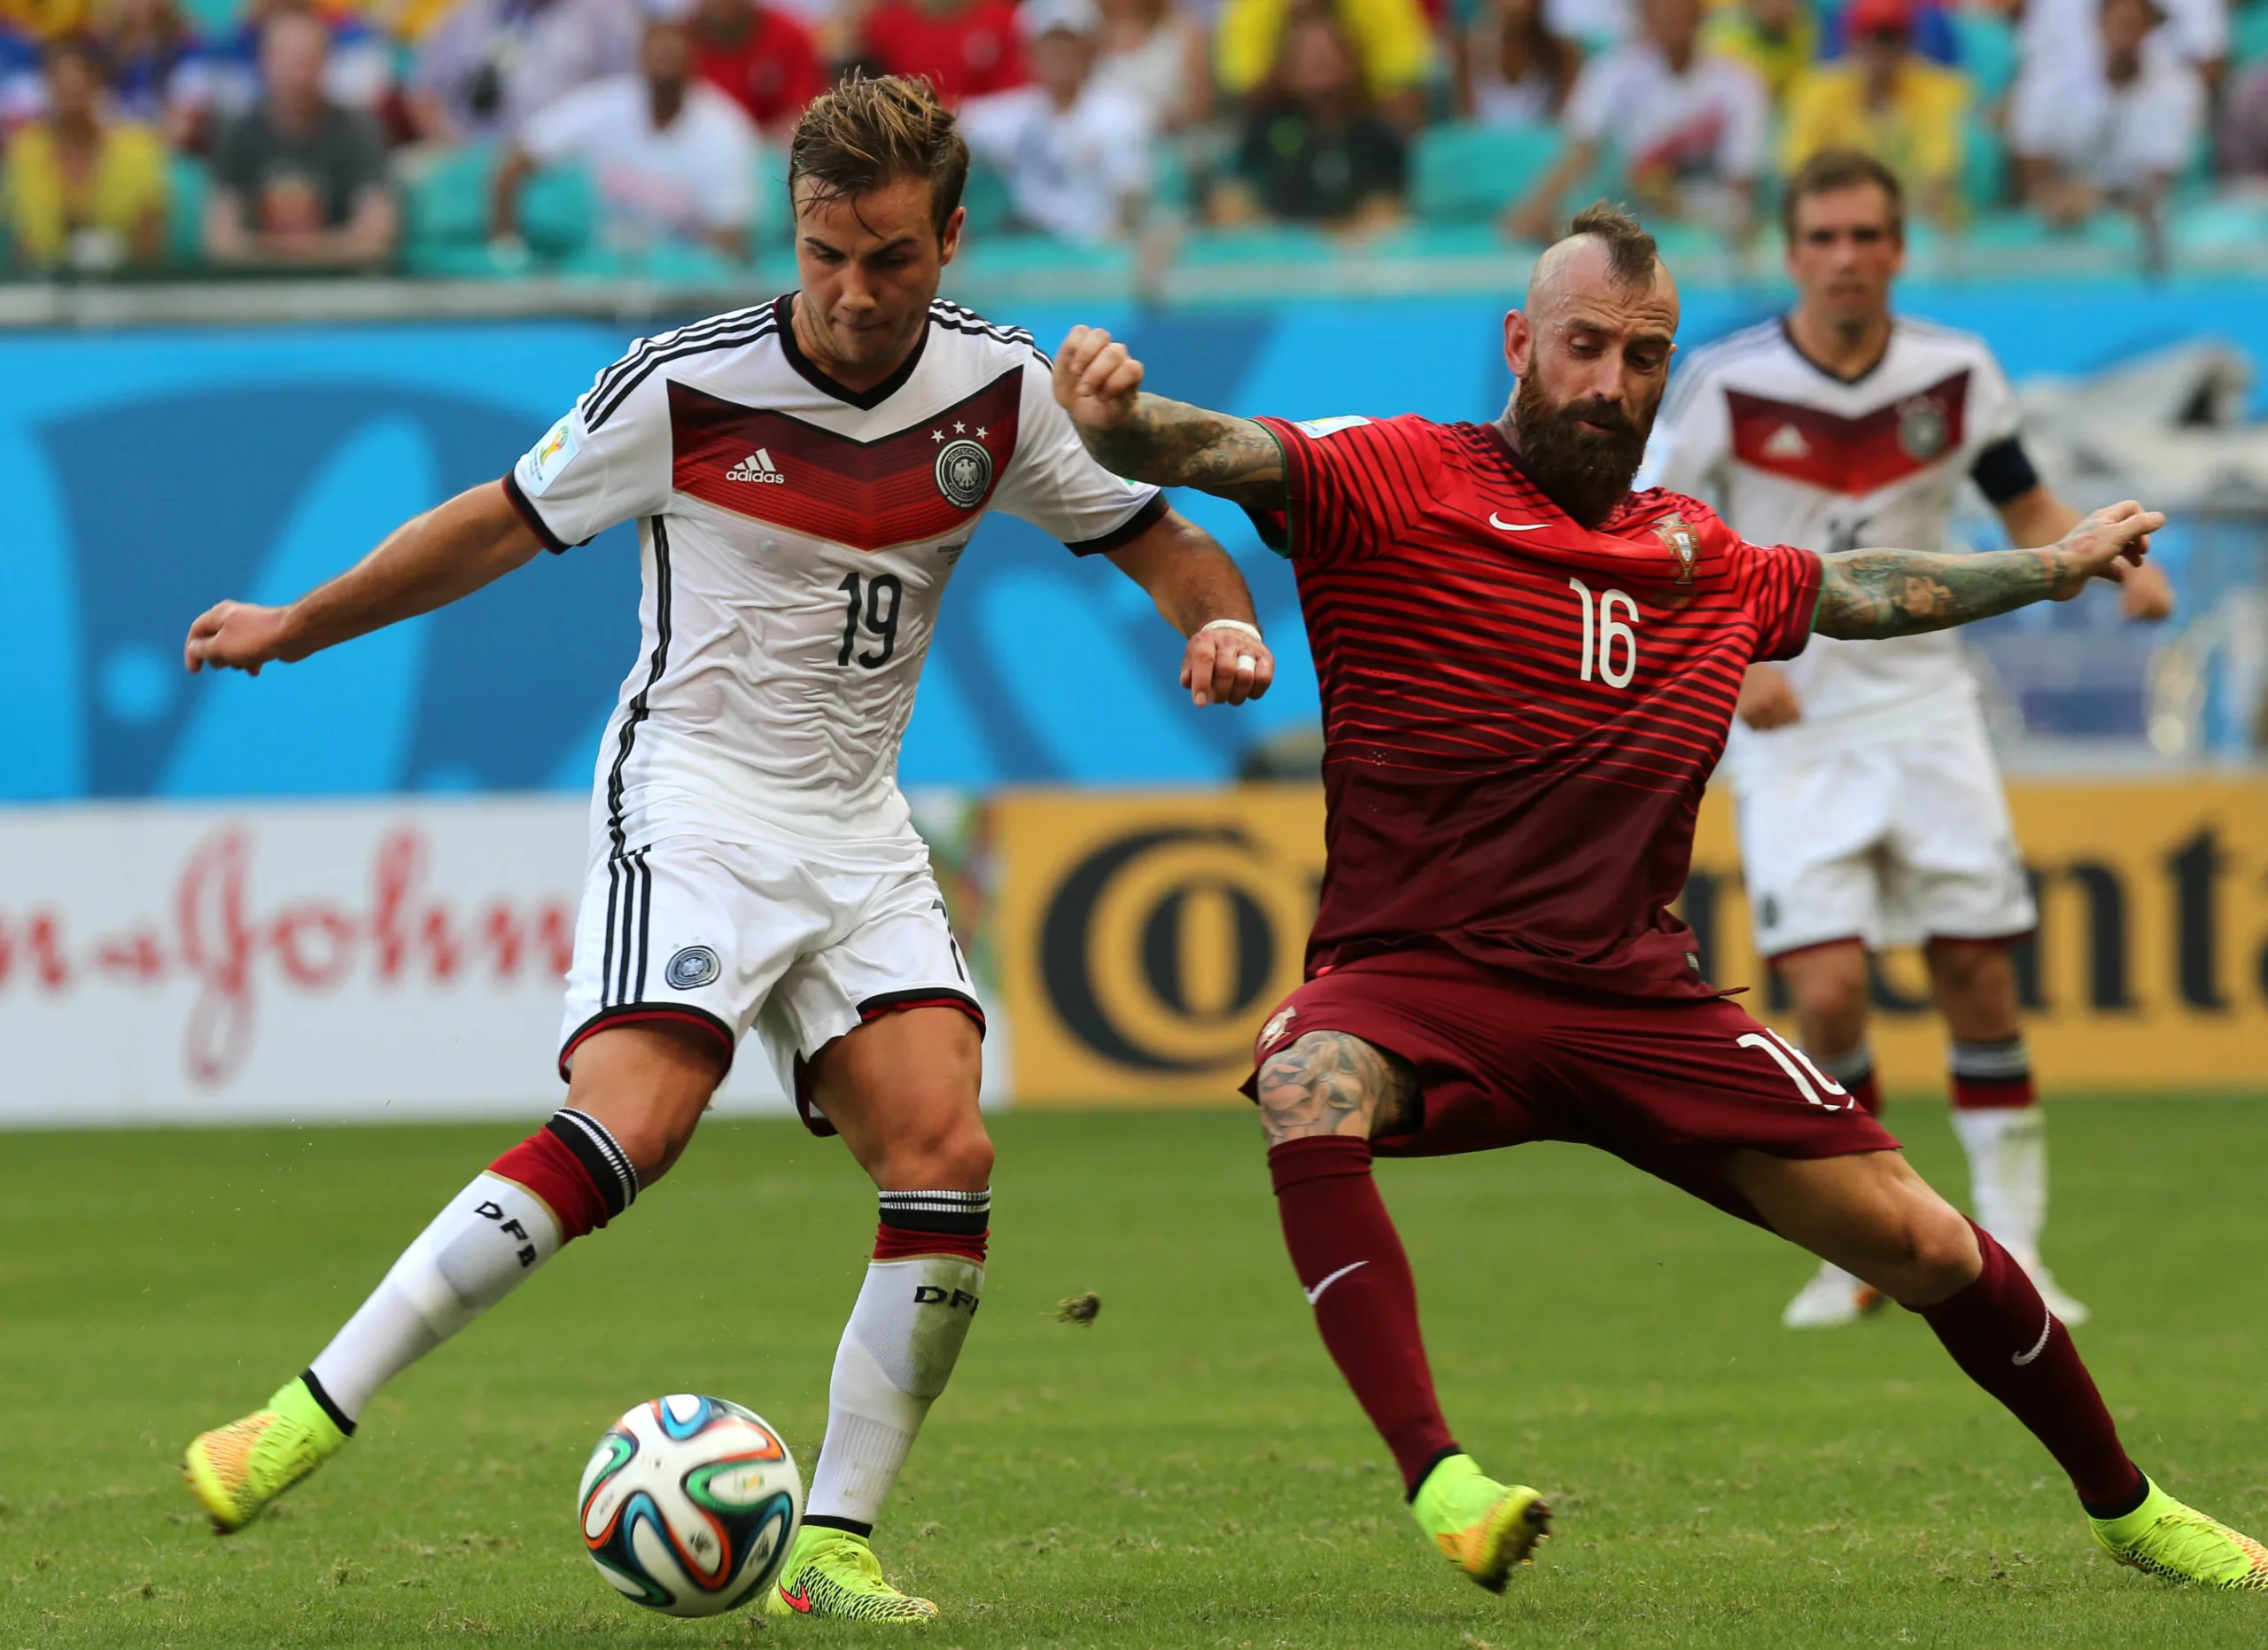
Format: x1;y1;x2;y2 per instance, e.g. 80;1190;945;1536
1197;619;1265;645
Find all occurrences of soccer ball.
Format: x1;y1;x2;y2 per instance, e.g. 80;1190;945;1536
577;1395;802;1617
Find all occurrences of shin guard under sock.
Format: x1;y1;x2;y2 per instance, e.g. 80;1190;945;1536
1914;1221;2140;1513
804;1189;990;1535
1269;1135;1456;1497
307;1109;637;1423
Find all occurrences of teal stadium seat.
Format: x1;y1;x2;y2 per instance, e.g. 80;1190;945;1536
519;166;595;257
1176;224;1335;264
166;152;209;269
1412;121;1565;223
177;0;236;33
953;232;1131;278
403;144;596;276
959;158;1014;237
1948;7;2018;101
1961;107;2007;212
555;236;742;283
402;144;493;250
749;150;791;257
2234;0;2268;66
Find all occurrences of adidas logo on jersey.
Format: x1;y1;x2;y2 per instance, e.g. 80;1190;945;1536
1762;424;1811;460
726;449;787;485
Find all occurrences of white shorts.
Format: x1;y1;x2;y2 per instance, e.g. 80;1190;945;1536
558;837;982;1134
1733;712;2037;959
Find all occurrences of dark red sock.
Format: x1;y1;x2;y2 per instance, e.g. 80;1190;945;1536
1269;1136;1456;1497
1846;1067;1884;1117
1915;1222;2142;1514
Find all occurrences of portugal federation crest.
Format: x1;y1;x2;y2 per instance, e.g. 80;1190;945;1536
935;438;993;510
1653;513;1700;584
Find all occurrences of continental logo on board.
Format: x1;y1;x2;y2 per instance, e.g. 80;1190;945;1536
994;779;2268;1103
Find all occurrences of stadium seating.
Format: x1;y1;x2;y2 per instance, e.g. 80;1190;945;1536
1410;122;1565;224
167;153;210;271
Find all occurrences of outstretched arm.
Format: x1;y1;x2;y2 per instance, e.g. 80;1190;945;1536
1997;482;2175;623
1813;500;2163;640
184;480;545;675
1052;326;1287;510
1106;508;1278;707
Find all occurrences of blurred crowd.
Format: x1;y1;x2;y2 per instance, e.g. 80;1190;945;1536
3;0;2266;275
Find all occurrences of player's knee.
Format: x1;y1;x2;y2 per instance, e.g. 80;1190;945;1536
876;1106;994;1191
1789;969;1868;1051
1905;1202;1984;1299
1867;1195;1982;1304
594;1109;697;1187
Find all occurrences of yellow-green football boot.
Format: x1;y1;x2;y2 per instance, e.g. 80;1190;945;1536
2091;1477;2268;1591
182;1376;350;1534
767;1526;939;1623
1410;1452;1551;1592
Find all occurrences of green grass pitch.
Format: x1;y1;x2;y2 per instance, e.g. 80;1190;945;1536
5;1095;2266;1648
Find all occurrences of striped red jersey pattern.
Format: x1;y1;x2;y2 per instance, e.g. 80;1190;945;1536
1253;413;1821;1000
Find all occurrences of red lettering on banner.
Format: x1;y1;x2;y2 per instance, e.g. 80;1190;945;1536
0;910;70;989
0;823;578;1087
180;831;256;1085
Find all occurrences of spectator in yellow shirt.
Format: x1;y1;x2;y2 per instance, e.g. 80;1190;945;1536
4;36;170;272
1216;0;1435;126
1782;0;1968;224
0;0;89;41
1702;0;1817;106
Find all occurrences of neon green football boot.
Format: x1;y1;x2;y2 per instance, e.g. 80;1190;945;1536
1410;1452;1551;1592
767;1526;940;1623
181;1376;350;1534
2091;1477;2268;1591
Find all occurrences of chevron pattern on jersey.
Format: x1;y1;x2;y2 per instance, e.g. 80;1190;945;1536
668;370;1025;552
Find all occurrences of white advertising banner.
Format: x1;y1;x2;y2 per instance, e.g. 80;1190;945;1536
0;798;800;1126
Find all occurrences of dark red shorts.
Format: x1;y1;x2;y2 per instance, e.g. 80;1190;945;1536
1244;945;1900;1228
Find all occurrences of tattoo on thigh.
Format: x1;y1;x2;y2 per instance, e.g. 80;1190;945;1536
1254;1031;1418;1146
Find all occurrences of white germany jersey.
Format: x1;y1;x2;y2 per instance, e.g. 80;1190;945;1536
508;295;1163;861
1652;316;2031;743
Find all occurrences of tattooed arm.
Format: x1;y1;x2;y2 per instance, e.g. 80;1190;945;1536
1051;325;1288;510
1813;500;2165;640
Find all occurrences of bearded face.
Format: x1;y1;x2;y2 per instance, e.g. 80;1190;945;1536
1511;369;1659;529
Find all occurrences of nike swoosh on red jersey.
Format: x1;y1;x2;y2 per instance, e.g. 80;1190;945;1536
778;1582;814;1613
1487;514;1550;533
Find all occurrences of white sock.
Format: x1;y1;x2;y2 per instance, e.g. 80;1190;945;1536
805;1191;989;1532
307;1171;564;1423
1951;1105;2048;1267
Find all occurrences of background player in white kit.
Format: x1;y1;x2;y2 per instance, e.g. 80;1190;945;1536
1651;151;2174;1330
175;76;1280;1623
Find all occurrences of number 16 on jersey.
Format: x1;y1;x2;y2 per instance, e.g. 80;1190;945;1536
1568;577;1639;689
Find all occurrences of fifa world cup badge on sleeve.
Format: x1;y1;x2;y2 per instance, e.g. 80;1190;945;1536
1293;416;1372;439
524;416;580;497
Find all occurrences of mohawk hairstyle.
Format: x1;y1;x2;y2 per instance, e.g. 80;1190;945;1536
1564;200;1660;286
788;73;970;237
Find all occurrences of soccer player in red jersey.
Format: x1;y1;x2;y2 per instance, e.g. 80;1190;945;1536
1051;203;2268;1594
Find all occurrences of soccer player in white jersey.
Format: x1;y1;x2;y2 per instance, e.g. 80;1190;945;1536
175;76;1280;1623
1651;150;2174;1331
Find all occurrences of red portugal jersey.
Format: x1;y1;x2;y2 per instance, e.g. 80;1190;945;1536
1252;413;1823;1001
